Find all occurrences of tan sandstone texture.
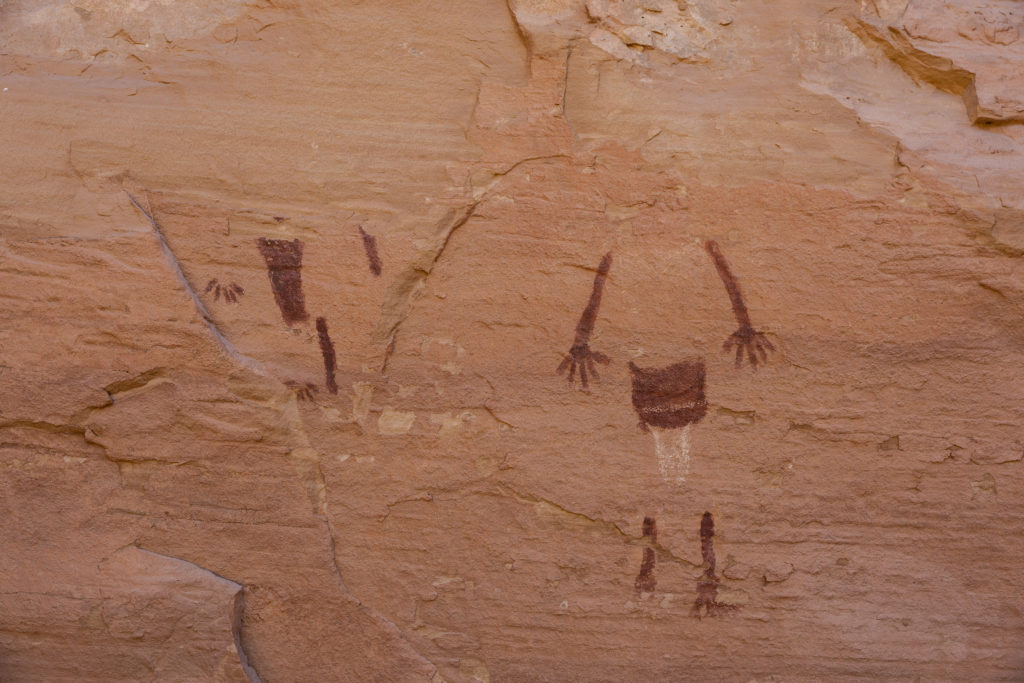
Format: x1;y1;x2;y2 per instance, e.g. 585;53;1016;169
2;0;1023;680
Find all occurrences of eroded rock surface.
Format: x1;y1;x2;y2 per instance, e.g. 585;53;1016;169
2;0;1023;680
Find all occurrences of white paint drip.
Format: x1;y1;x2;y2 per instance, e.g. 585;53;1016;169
651;424;691;484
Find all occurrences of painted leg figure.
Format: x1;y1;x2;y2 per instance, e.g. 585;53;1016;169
634;517;658;594
358;226;382;277
315;317;339;395
691;512;738;618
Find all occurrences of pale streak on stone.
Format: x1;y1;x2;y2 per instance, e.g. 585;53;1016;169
351;383;374;428
378;407;417;435
651;424;692;484
430;411;469;435
288;447;327;515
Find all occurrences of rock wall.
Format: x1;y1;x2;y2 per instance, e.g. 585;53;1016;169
2;0;1023;680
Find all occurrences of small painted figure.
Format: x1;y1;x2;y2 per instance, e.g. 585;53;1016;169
634;516;658;594
628;360;707;431
629;360;706;482
285;380;316;402
557;252;613;390
257;238;309;325
358;226;382;277
316;317;339;395
205;279;244;303
705;240;775;368
691;512;738;618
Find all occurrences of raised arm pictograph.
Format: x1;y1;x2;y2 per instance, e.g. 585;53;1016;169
705;240;774;368
556;252;613;390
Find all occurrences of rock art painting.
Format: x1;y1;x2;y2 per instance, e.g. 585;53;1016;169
285;380;316;402
629;360;708;430
691;512;739;618
634;516;658;594
358;226;382;277
9;0;1024;678
204;278;244;303
316;317;339;395
705;240;775;368
629;359;707;482
557;251;613;390
555;241;772;483
257;237;309;325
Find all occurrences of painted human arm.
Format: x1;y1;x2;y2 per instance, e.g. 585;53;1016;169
556;252;613;389
705;240;775;368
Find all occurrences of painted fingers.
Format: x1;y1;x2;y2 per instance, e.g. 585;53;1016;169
722;327;776;369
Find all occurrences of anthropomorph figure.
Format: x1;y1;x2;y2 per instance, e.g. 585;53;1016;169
555;244;768;599
557;241;772;484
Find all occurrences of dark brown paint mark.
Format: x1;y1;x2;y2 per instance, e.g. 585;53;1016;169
705;240;775;368
628;360;707;430
691;512;738;618
205;279;245;303
557;252;612;390
358;226;382;276
699;512;716;574
634;516;657;594
316;317;338;395
285;380;315;402
257;238;309;325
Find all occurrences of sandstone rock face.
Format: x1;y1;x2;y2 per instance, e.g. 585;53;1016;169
2;0;1023;680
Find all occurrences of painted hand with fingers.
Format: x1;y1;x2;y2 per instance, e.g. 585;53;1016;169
557;252;613;390
557;341;611;389
205;279;245;303
705;240;775;368
285;380;316;402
